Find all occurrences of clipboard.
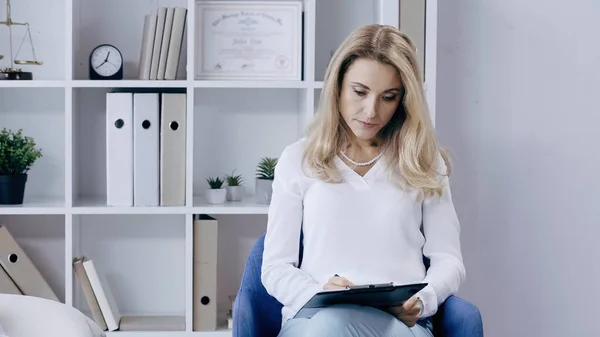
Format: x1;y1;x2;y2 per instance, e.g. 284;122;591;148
294;282;428;319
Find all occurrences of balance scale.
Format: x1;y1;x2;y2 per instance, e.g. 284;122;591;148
0;0;43;80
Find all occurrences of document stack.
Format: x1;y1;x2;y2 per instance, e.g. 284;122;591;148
105;89;187;207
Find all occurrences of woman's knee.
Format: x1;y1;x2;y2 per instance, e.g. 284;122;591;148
306;305;363;336
305;304;413;337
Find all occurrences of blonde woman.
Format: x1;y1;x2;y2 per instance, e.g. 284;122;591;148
261;24;465;337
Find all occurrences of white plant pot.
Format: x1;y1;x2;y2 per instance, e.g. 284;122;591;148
205;188;226;204
226;185;244;201
255;178;273;204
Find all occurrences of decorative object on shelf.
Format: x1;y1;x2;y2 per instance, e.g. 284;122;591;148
225;170;244;202
205;176;226;204
0;0;43;80
255;157;277;204
0;128;42;205
89;44;124;80
194;0;303;81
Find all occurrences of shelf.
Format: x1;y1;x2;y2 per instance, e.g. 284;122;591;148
192;196;268;215
68;197;269;215
72;80;188;88
0;87;66;205
192;88;304;203
68;80;316;89
0;196;65;215
193;80;312;89
72;0;188;81
0;215;66;302
73;214;186;320
72;197;188;215
0;0;66;80
105;330;231;337
0;80;67;88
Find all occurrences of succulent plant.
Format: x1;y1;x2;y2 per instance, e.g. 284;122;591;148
206;176;224;189
225;170;244;186
256;157;277;180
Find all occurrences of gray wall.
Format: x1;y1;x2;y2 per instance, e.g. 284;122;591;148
435;1;600;336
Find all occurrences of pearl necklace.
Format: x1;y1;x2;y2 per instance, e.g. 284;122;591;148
340;151;383;166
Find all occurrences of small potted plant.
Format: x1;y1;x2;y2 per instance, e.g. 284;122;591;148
205;176;226;204
225;170;244;202
0;128;43;205
255;157;277;204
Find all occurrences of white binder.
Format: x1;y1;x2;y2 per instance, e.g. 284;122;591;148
193;215;218;331
133;93;160;206
106;92;134;206
160;92;186;206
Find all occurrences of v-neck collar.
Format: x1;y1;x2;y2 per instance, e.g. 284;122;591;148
335;154;385;190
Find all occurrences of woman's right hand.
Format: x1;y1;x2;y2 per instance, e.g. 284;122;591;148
323;275;354;290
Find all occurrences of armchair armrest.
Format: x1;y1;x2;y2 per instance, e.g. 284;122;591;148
232;233;283;337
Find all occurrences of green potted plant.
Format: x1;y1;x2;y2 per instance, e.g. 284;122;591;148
205;176;226;204
225;170;244;202
0;128;42;205
255;157;277;204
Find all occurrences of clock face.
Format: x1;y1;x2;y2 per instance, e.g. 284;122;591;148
90;45;122;77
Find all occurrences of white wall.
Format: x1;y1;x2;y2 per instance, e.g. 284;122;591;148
435;1;600;336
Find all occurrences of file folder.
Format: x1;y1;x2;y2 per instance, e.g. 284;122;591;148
193;214;218;331
106;92;134;206
0;225;59;301
160;92;187;206
0;263;21;295
133;93;160;206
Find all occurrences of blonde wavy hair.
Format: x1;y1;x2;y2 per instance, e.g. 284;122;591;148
302;24;450;197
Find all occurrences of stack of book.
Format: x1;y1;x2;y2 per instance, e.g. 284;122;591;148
105;89;187;207
0;225;58;301
138;6;188;80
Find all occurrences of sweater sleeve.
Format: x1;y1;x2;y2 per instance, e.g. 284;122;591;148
417;156;466;318
260;145;323;316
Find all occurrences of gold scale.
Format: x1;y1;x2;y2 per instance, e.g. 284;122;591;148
0;0;42;80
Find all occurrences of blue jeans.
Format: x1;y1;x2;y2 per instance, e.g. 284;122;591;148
278;304;434;337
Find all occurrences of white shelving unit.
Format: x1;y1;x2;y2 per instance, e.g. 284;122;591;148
0;0;437;336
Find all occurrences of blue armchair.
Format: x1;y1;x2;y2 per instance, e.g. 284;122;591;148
232;232;483;337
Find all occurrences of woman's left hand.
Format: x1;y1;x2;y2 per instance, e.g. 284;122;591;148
383;295;422;327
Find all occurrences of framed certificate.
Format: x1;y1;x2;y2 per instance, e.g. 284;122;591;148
194;0;303;81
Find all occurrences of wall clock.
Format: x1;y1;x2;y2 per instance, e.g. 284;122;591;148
89;44;123;80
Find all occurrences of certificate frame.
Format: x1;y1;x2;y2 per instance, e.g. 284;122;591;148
194;0;303;81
